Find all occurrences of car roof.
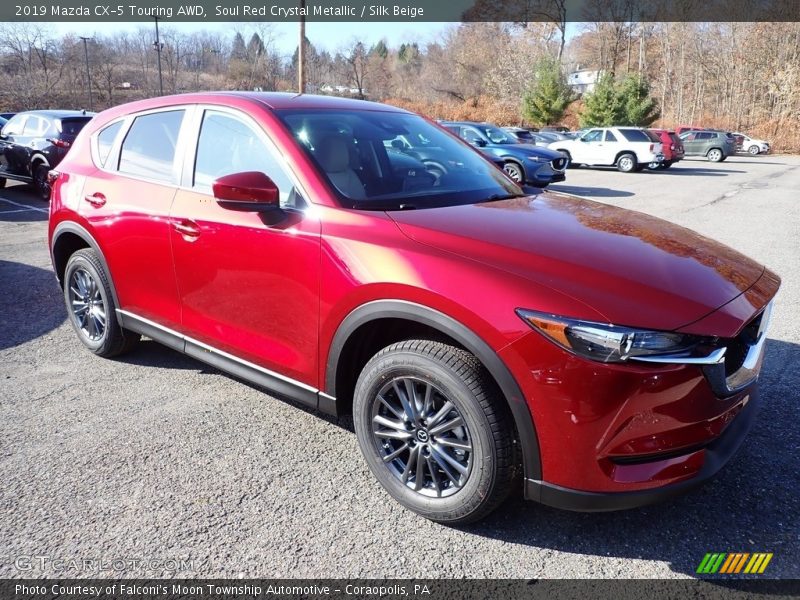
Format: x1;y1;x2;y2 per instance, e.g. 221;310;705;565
16;110;95;119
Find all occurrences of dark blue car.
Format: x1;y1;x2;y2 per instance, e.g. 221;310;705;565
442;121;567;187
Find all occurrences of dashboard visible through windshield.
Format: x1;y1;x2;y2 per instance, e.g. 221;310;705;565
275;109;522;210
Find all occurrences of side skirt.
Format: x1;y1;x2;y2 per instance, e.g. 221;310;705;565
117;309;331;415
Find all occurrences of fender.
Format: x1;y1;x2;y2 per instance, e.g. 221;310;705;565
50;220;121;309
325;299;542;482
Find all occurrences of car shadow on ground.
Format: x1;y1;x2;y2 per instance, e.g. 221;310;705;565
549;184;635;198
0;184;48;222
463;338;800;579
654;166;746;176
0;260;65;350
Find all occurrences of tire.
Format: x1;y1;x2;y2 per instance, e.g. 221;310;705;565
707;148;724;162
647;161;661;170
616;153;636;172
33;163;51;200
662;161;674;169
63;248;140;357
353;340;517;524
503;161;524;183
558;150;578;168
748;145;760;155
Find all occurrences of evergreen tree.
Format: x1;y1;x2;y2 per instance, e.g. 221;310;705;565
231;32;247;61
521;58;573;126
579;73;622;127
371;39;389;59
617;74;660;126
246;33;264;59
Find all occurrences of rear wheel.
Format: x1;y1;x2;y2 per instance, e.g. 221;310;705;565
64;249;140;357
33;163;51;200
707;148;724;162
617;153;636;172
353;340;516;524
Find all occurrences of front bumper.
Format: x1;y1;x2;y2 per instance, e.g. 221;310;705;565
524;387;759;511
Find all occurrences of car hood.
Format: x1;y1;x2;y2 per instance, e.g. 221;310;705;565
388;193;765;333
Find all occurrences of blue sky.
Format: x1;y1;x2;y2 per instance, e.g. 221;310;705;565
51;21;452;54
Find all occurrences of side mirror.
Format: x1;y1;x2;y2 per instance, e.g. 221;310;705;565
391;139;405;149
212;171;280;212
472;138;487;147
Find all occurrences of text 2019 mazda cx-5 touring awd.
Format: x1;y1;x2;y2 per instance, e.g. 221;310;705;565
48;93;779;524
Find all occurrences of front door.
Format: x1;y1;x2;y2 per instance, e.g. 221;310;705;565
170;107;321;388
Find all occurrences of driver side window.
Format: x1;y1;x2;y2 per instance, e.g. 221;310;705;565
194;110;300;208
462;128;483;144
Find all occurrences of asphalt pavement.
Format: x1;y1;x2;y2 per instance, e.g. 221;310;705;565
1;154;798;579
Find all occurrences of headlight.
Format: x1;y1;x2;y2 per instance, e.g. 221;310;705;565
516;309;711;364
527;155;547;162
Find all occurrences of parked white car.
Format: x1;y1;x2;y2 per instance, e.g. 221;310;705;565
548;127;664;172
734;133;770;155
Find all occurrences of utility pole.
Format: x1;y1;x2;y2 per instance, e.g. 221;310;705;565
298;0;305;93
79;36;93;111
153;16;164;95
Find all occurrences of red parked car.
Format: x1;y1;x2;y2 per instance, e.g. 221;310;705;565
648;129;685;169
48;93;780;524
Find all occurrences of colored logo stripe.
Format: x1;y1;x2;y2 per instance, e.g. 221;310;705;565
697;552;773;574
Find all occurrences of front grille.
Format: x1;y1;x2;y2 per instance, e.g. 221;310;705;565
551;157;567;171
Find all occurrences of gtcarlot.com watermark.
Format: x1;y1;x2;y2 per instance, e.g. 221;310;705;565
0;554;199;574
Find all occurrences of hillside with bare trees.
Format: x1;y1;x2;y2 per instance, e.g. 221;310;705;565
1;21;798;151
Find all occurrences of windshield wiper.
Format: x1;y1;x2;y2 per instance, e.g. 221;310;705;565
477;193;525;203
352;201;418;211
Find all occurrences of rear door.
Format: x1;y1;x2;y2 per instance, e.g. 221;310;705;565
80;107;189;331
169;106;321;389
0;114;28;177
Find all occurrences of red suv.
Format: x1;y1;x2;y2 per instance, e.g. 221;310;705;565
648;129;685;170
48;93;780;524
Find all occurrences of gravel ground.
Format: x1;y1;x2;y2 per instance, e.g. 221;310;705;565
0;153;798;579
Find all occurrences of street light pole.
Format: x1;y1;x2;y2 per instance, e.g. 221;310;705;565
153;16;164;95
298;0;305;93
79;36;93;111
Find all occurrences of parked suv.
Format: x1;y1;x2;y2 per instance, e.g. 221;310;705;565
548;126;664;172
733;132;770;155
679;130;736;162
648;129;685;169
0;110;93;199
49;93;779;524
441;121;567;187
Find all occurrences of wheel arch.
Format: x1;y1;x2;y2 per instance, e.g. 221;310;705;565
325;299;542;481
30;153;50;170
51;221;121;309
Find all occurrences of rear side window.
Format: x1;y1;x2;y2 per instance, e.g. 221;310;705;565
604;130;617;142
23;116;46;136
119;110;184;182
96;121;123;167
618;129;649;142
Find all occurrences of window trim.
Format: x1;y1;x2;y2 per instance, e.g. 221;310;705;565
91;119;127;169
117;107;190;185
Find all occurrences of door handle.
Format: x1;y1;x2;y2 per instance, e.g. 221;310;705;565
173;219;201;239
84;193;106;207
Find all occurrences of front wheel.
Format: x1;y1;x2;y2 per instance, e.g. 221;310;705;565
617;153;636;172
707;148;724;162
353;340;517;524
64;249;140;357
748;145;760;155
503;161;524;183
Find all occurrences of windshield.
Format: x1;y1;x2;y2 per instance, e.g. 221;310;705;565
478;125;516;145
276;109;523;210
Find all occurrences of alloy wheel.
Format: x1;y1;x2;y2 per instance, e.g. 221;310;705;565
68;267;106;341
370;376;472;498
708;149;723;162
748;145;760;155
503;163;523;183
